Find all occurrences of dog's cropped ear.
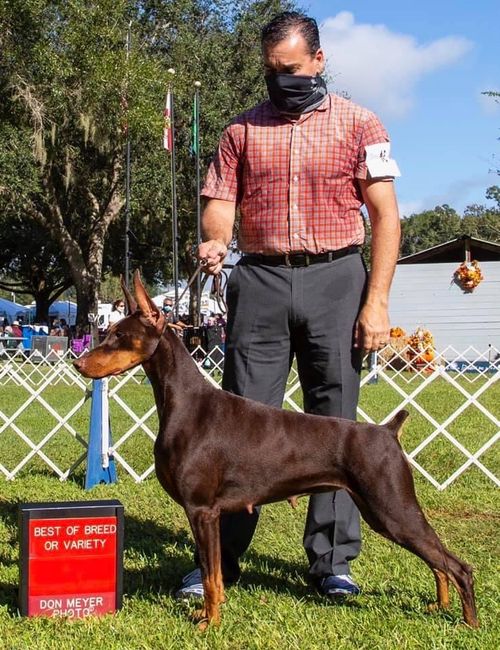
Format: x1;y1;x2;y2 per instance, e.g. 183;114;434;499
120;275;137;314
133;270;165;333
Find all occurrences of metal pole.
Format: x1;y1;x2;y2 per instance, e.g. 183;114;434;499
170;85;179;317
124;23;132;288
125;138;131;287
194;81;201;326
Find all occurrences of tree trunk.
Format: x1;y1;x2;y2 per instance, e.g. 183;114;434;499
74;274;99;334
33;291;52;326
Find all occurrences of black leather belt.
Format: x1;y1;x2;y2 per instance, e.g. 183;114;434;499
243;245;360;267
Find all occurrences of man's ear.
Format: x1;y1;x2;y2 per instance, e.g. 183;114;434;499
315;47;325;74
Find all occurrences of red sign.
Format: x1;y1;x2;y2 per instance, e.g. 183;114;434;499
19;500;123;618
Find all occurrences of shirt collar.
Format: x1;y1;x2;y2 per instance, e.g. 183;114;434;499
266;94;330;122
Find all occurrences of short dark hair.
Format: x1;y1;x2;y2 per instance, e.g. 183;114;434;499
261;11;320;56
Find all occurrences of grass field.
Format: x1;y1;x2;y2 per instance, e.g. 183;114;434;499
0;366;498;649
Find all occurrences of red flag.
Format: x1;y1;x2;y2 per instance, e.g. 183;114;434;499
163;90;172;151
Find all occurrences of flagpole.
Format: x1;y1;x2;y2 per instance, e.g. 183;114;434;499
194;81;201;326
166;69;179;317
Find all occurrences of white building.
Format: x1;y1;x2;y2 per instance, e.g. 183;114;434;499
389;236;500;360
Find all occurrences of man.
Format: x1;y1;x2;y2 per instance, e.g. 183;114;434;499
162;297;174;319
163;297;186;332
176;11;400;601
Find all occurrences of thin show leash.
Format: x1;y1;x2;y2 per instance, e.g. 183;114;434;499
172;259;227;316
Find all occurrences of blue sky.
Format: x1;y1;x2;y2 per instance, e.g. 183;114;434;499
304;0;500;217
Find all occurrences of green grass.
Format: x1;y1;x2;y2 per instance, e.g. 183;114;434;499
0;476;498;649
0;365;499;648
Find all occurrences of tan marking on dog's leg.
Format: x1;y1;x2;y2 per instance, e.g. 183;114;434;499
428;569;450;612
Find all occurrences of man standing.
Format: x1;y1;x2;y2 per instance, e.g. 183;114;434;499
176;11;400;600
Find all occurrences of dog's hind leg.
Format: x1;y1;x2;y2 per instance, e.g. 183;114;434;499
352;489;478;628
430;568;449;611
186;507;224;629
404;533;477;627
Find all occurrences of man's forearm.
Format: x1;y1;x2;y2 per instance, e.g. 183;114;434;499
198;198;236;274
201;198;236;246
360;179;401;306
365;212;400;308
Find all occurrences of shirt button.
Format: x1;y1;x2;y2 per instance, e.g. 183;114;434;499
293;233;300;239
294;149;299;155
293;203;298;210
293;175;298;182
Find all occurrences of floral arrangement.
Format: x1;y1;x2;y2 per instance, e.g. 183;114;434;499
390;326;406;338
454;260;484;291
406;327;435;364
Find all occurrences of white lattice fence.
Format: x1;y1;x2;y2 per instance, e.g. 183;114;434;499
0;343;498;489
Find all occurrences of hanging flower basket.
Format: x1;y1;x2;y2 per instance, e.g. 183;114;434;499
454;260;484;292
390;326;406;338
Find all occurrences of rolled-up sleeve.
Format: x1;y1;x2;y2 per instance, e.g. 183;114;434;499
202;123;243;201
355;112;391;180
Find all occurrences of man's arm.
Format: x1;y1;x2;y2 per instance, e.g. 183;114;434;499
198;198;236;275
355;179;401;351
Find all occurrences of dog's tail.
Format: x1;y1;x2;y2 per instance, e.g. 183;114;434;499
385;409;409;442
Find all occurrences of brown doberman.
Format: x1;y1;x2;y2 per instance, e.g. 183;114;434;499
73;271;478;629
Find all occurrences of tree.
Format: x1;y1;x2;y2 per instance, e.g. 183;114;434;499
461;190;500;242
400;205;462;256
0;0;169;326
0;214;73;322
0;121;72;320
0;0;294;326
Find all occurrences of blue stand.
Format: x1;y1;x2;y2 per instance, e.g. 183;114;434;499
85;379;117;489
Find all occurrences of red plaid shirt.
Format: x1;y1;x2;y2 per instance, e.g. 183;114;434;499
202;94;395;255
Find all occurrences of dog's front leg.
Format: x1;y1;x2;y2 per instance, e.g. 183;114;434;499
186;506;224;629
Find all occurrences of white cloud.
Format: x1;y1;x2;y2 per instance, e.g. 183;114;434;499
320;12;472;118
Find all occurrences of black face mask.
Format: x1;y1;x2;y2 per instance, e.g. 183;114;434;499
265;73;328;114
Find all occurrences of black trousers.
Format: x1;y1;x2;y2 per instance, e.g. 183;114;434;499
197;253;367;583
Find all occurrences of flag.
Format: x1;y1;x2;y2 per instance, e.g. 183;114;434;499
163;89;172;152
191;91;198;156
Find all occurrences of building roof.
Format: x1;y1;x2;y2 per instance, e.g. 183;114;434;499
398;236;500;264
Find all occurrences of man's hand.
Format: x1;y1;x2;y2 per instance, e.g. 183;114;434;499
198;240;228;275
354;302;390;352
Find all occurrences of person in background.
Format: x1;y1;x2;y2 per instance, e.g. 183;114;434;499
176;11;400;601
58;318;70;337
11;320;23;338
108;299;126;328
49;319;60;336
162;297;186;333
162;297;174;320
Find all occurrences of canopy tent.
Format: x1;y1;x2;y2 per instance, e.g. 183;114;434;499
152;292;223;316
24;300;77;326
0;297;28;324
